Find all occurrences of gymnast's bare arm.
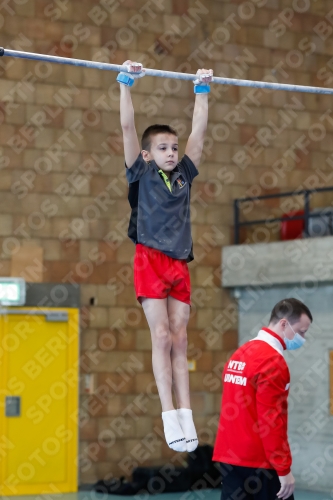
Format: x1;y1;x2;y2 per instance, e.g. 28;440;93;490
119;60;141;169
185;68;213;168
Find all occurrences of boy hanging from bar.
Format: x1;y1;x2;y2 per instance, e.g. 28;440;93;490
117;61;213;452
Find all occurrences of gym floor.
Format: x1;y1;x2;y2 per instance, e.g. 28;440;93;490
8;489;331;500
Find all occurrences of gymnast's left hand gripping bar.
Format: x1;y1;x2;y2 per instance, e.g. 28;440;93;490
2;47;333;95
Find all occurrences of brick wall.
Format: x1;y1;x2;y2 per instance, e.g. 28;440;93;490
1;0;333;484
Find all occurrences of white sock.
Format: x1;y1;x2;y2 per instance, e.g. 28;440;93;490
177;408;198;452
162;410;187;452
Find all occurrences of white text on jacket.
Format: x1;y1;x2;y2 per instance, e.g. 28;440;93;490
228;360;246;371
224;373;247;386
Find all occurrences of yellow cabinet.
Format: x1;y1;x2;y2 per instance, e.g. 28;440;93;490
0;308;79;496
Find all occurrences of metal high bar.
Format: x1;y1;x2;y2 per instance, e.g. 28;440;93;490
1;47;333;95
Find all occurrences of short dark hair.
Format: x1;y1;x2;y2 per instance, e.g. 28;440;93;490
269;298;313;325
141;124;178;151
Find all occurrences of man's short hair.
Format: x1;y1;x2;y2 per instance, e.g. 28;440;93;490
269;298;313;325
141;124;178;151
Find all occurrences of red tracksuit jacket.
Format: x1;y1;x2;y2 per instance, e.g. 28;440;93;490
213;328;292;476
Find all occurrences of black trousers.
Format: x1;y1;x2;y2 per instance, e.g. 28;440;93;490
220;463;294;500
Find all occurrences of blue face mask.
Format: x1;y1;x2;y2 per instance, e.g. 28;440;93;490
284;321;306;350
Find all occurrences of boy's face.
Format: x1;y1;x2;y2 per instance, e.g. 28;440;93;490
142;133;178;172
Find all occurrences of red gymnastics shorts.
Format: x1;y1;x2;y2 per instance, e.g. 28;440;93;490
134;244;191;305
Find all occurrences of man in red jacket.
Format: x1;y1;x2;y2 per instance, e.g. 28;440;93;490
213;298;313;500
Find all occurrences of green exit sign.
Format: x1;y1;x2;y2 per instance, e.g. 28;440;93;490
0;278;26;306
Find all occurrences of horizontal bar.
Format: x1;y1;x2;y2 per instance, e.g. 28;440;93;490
236;186;333;203
2;47;333;95
238;211;333;227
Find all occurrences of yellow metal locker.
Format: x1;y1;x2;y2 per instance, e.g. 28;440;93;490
0;307;79;496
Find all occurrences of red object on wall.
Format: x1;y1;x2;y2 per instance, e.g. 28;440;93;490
280;210;305;240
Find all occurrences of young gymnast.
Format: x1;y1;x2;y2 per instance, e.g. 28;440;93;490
118;61;213;452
